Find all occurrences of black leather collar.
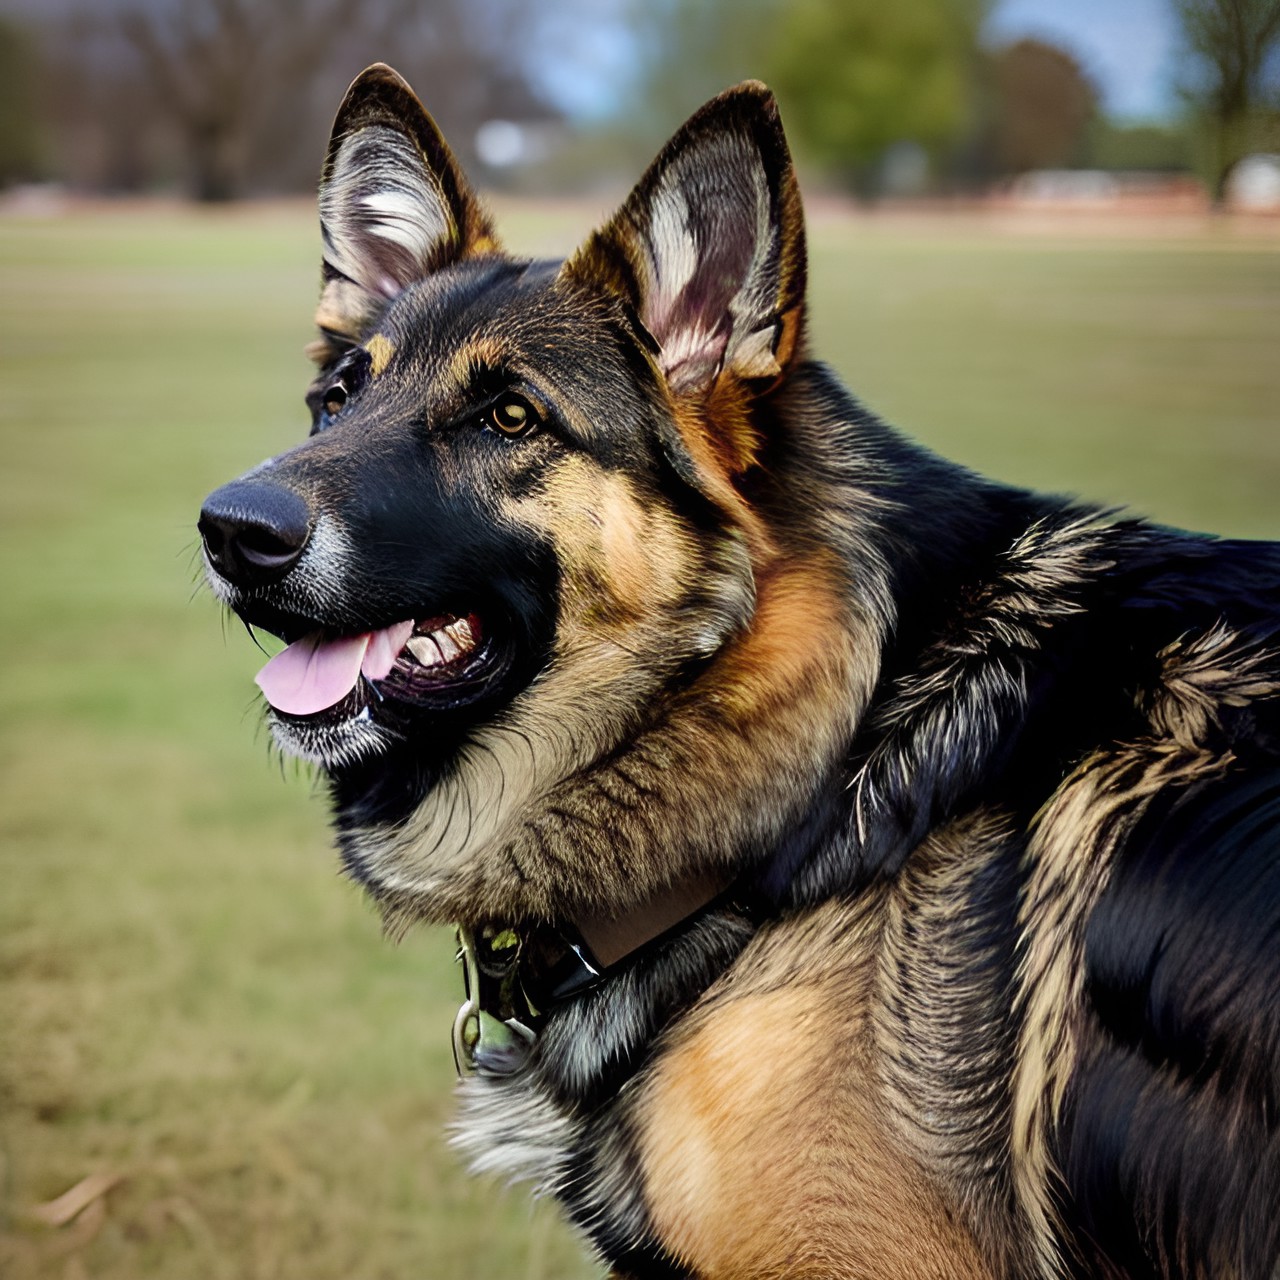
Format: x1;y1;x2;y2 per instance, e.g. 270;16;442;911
452;867;739;1075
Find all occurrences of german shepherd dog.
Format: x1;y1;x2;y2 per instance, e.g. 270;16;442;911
199;65;1280;1279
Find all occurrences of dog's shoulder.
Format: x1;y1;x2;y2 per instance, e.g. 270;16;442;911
628;893;999;1279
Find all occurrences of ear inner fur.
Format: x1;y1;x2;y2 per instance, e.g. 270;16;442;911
311;63;500;361
562;81;806;426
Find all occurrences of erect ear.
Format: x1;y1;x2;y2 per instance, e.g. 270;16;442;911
563;82;806;403
311;63;499;361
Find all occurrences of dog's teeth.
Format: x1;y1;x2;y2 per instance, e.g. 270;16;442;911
445;619;476;652
407;636;444;667
404;617;475;667
434;629;462;661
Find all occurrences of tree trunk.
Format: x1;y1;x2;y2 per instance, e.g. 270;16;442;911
190;119;237;202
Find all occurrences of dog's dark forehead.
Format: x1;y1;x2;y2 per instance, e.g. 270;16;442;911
380;258;588;363
365;257;663;462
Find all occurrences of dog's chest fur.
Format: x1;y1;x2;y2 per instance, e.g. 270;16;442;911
453;815;1030;1277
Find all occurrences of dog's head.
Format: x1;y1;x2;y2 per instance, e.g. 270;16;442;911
200;66;848;926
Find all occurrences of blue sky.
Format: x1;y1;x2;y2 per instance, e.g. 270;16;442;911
534;0;1183;125
985;0;1181;120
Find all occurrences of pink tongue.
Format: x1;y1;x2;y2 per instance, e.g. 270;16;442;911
361;620;415;680
255;620;414;716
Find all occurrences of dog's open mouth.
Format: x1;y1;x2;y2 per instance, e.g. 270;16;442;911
250;610;506;766
256;612;489;716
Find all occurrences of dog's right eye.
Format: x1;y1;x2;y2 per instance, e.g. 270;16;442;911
307;349;371;434
483;394;542;440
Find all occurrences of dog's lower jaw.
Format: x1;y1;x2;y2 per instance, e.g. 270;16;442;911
268;705;401;769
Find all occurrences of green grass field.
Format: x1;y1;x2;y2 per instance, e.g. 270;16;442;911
1;201;1278;1279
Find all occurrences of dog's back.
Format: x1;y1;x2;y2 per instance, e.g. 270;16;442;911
202;66;1280;1279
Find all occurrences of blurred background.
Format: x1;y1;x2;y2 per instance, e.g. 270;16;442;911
3;0;1280;205
1;2;1277;1278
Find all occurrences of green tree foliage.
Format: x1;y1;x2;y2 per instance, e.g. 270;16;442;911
768;0;988;188
0;17;45;187
625;0;987;192
1086;121;1195;172
1175;0;1280;200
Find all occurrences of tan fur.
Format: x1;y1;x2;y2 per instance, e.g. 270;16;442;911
446;336;509;388
1144;621;1280;748
597;480;677;616
638;901;993;1279
367;333;396;377
672;398;775;559
506;462;696;622
700;374;764;477
712;555;849;718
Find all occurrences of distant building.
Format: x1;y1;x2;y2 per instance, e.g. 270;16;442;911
1227;155;1280;211
1003;169;1207;213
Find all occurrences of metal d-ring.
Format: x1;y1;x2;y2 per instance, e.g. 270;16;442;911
452;926;482;1075
452;925;538;1077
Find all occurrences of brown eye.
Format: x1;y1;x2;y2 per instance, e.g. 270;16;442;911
487;396;539;438
323;382;348;419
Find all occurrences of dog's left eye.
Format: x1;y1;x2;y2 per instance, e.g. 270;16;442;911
484;395;541;439
322;382;348;421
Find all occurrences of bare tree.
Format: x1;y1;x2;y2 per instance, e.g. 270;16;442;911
121;0;352;200
11;0;561;198
117;0;552;198
1175;0;1280;202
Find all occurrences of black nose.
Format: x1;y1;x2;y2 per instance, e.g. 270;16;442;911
199;479;311;587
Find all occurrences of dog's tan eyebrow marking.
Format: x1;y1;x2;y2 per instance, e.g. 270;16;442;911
439;341;596;446
448;337;509;386
366;333;396;377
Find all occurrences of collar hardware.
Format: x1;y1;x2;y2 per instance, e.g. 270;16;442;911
450;868;742;1079
452;925;538;1077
